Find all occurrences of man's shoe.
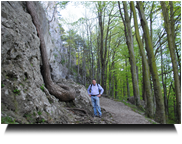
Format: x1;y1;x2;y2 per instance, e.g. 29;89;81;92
99;115;102;118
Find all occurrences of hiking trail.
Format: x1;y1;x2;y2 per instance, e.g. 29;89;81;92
100;97;152;124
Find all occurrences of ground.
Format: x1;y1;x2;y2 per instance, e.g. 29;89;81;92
100;97;152;124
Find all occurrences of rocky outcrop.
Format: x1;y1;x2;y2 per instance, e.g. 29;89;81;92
127;96;145;108
1;1;72;124
1;1;115;124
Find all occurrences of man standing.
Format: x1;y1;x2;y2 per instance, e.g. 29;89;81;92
87;79;104;118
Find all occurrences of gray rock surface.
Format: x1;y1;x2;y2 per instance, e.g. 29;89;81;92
1;1;115;124
40;1;77;82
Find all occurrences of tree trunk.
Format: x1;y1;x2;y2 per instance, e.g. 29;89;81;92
27;2;75;101
118;1;141;107
112;71;115;99
142;60;147;103
109;63;112;96
136;65;139;83
115;75;118;99
68;44;71;76
137;1;166;123
77;46;80;82
96;29;100;84
160;35;168;118
126;58;130;98
98;3;105;92
150;2;154;44
131;1;154;118
161;1;181;123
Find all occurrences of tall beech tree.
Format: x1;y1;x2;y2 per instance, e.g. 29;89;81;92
136;1;166;124
160;1;181;123
118;1;141;107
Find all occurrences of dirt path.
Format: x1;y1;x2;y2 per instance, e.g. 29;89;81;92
100;97;151;124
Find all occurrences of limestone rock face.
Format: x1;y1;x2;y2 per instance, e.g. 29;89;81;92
1;1;91;124
40;1;77;82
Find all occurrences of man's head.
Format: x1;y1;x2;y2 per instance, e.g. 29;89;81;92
92;79;96;85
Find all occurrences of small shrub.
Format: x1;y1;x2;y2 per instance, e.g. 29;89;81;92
41;119;45;123
40;84;45;91
38;111;42;115
13;89;21;95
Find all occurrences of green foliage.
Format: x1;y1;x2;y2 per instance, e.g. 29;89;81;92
40;84;45;92
60;59;66;65
1;116;18;124
40;119;45;123
13;89;21;95
24;113;32;121
37;111;42;115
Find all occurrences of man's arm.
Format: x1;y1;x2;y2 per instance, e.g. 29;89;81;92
98;84;104;95
87;85;91;96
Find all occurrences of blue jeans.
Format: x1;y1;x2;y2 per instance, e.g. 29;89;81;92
91;96;102;116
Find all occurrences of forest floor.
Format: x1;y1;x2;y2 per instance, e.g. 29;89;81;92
100;97;157;124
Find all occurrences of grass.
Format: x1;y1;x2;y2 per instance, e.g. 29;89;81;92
167;119;176;124
148;119;157;124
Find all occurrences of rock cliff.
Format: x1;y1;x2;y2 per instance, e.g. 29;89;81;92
1;1;115;124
